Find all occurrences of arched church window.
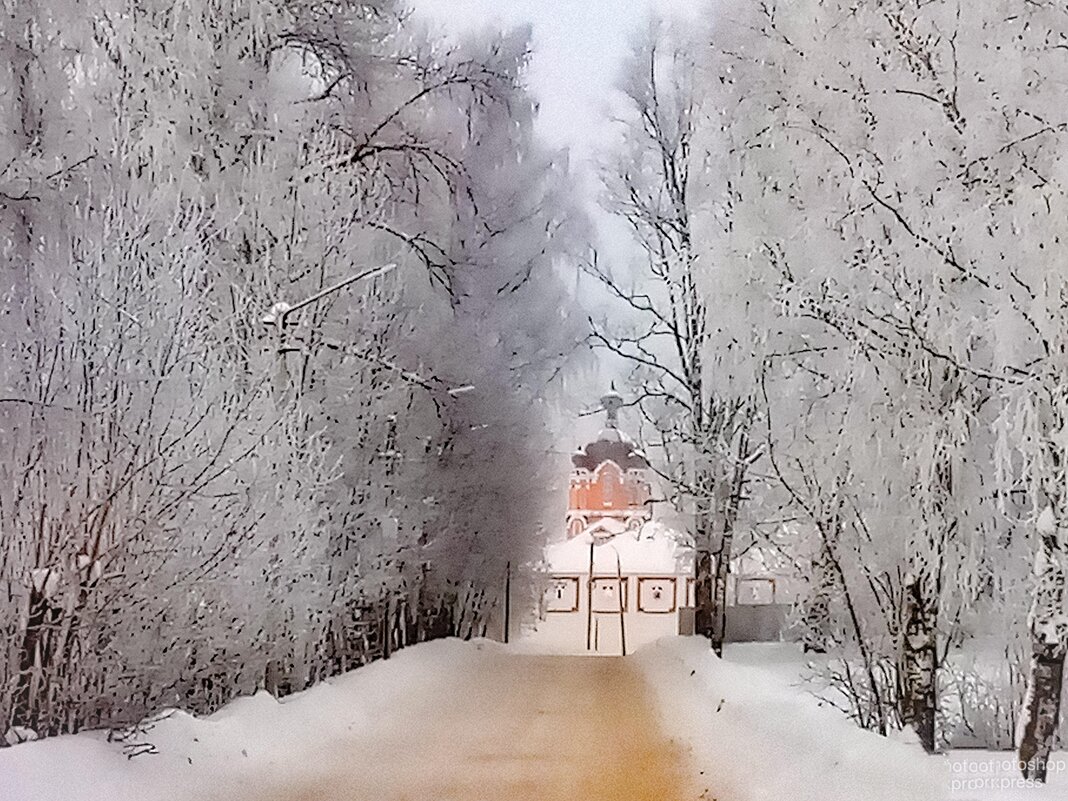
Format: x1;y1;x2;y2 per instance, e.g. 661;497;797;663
599;463;620;507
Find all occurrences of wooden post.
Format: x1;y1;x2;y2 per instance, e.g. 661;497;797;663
616;550;627;657
586;540;595;651
503;561;512;644
381;596;392;660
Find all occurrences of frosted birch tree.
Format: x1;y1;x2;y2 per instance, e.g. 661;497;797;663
0;0;582;740
694;0;1056;756
591;20;757;656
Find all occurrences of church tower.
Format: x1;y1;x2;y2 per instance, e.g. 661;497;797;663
566;388;652;538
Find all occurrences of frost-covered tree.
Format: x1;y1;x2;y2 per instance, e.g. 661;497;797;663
591;19;758;656
689;0;1068;763
0;0;582;740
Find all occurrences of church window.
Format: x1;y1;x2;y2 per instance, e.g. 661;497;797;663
546;577;579;613
591;577;628;612
599;463;621;507
638;577;677;613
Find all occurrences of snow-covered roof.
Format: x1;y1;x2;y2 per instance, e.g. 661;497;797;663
546;523;693;575
582;518;630;538
594;427;623;443
546;521;802;582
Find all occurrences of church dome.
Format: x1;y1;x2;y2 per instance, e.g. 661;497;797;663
566;388;653;539
572;433;649;471
571;389;649;471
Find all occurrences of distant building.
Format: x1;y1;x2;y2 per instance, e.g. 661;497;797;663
535;391;693;654
566;388;652;537
533;389;803;654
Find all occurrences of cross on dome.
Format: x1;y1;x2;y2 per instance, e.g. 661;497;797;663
601;383;624;429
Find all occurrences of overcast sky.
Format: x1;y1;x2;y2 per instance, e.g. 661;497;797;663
410;0;697;430
411;0;695;160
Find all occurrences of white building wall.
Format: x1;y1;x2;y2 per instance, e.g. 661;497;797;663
538;573;685;655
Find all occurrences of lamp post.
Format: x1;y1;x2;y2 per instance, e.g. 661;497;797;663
613;545;627;657
261;263;397;402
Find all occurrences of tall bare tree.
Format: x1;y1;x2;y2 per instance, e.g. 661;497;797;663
590;21;756;656
702;0;1068;765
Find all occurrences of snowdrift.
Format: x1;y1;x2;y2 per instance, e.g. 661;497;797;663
634;637;949;801
0;639;488;801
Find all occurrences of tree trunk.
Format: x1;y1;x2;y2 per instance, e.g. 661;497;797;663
264;659;283;698
13;588;48;730
802;545;835;653
709;443;747;657
901;575;938;754
1019;645;1065;783
692;456;720;640
693;542;715;640
1019;514;1068;783
13;582;64;732
381;597;393;659
709;543;730;658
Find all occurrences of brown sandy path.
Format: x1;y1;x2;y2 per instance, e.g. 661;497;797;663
268;652;697;801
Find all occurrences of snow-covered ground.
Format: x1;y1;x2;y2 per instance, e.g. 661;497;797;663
0;640;493;801
3;634;1064;801
1;640;694;801
677;641;1068;801
635;638;947;800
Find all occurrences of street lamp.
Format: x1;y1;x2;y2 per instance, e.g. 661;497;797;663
261;263;397;402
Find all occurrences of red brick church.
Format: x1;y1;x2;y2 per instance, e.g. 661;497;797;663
534;388;800;653
566;389;653;538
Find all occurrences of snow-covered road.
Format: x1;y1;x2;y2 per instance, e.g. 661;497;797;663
260;652;694;801
5;638;990;801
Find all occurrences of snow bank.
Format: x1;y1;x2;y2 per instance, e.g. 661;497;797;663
7;634;1058;801
633;637;948;801
0;639;491;801
720;643;1068;800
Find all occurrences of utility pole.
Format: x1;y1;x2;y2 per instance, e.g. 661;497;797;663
615;549;627;657
503;561;512;644
258;263;395;688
